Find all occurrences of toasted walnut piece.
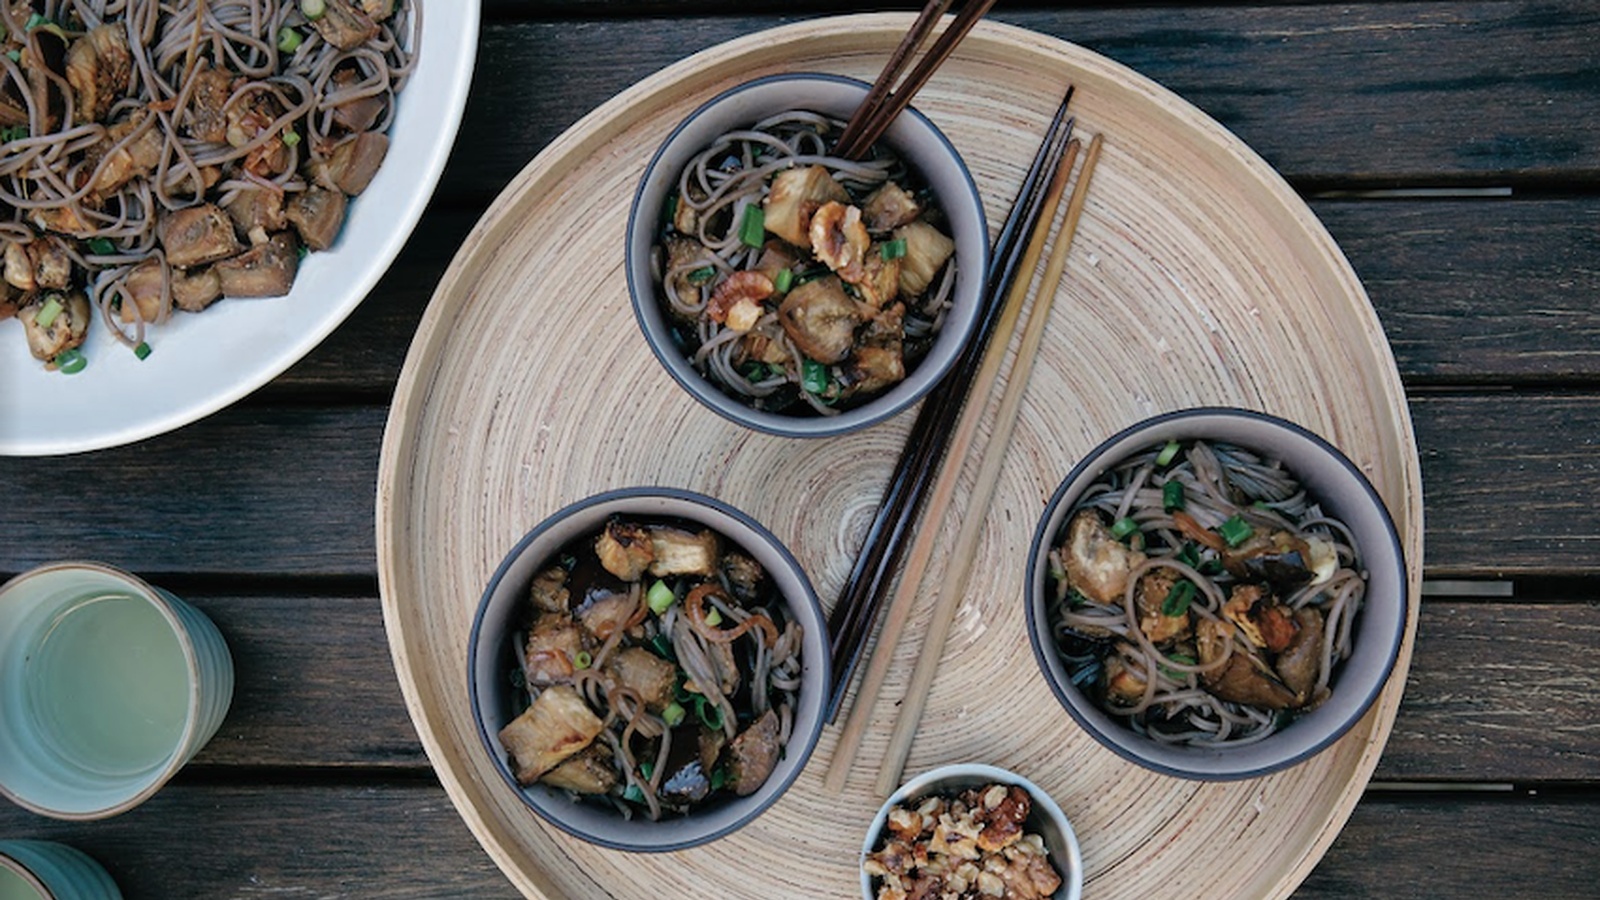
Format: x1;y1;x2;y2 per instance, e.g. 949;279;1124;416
706;270;773;333
763;165;848;245
529;566;571;614
809;201;870;282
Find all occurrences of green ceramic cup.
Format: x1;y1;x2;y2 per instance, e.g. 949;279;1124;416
0;562;234;820
0;841;121;899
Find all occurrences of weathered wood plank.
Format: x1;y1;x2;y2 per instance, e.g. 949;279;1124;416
192;594;426;768
0;782;1592;898
51;586;1594;782
1297;793;1600;898
440;3;1600;202
273;197;1600;394
1375;600;1600;782
0;784;517;899
0;395;1597;578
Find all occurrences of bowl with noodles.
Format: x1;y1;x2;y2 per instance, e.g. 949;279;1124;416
468;487;830;851
1025;408;1407;780
0;0;476;455
625;73;988;438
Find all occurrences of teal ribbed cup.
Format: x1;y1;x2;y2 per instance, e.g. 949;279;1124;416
0;841;121;899
0;562;234;820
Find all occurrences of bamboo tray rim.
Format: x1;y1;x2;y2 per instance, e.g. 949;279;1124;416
377;13;1424;900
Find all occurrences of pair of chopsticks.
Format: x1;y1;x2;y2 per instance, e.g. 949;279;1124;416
825;126;1105;795
834;0;999;160
823;88;1077;722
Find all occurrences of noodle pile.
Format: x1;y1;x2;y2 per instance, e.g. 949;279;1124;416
0;0;417;367
1047;440;1366;747
654;109;957;416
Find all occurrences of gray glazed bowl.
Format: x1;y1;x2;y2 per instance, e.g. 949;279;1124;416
468;487;831;851
626;73;989;438
1025;407;1408;780
861;763;1083;900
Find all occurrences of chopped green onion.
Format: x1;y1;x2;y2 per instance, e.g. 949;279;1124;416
1110;517;1141;541
1155;440;1182;466
649;633;676;660
1218;514;1254;548
662;701;686;727
1160;580;1196;617
742;361;769;382
4;51;17;63
1159;652;1197;681
1066;588;1091;609
0;125;26;142
133;341;152;361
87;237;116;256
685;265;716;285
694;695;723;730
1162;480;1185;512
646;579;676;616
300;0;326;20
879;237;907;260
772;267;793;293
709;764;728;791
573;650;592;670
282;129;301;147
278;26;304;53
737;205;765;248
1175;542;1201;569
800;358;829;395
639;761;654;780
704;607;723;628
23;13;46;30
53;348;86;374
622;783;644;803
34;295;62;329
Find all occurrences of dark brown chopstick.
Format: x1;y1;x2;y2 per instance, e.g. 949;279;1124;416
825;87;1076;722
835;0;954;156
835;0;999;160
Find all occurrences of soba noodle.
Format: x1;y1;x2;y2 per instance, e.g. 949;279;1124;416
0;0;417;367
653;109;957;415
499;516;803;820
1047;440;1366;747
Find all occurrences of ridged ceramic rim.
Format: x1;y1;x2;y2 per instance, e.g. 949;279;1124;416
0;561;204;820
1024;408;1408;780
625;72;990;438
466;487;833;852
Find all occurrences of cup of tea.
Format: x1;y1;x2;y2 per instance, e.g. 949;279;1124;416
0;840;121;899
0;562;234;820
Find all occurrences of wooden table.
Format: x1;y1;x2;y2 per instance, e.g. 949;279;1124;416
3;2;1597;896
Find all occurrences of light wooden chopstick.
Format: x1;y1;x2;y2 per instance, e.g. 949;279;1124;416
872;133;1103;795
823;133;1090;793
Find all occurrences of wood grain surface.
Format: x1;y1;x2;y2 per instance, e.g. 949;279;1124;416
378;15;1421;900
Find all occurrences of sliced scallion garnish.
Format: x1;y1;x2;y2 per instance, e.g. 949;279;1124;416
772;267;793;293
1155;439;1182;466
134;341;152;360
53;348;86;374
1162;480;1185;512
278;26;304;53
34;295;63;329
800;358;829;395
737;205;765;248
1110;516;1140;541
86;237;116;256
662;701;686;727
646;579;676;615
879;237;907;260
1218;514;1254;548
1160;580;1196;617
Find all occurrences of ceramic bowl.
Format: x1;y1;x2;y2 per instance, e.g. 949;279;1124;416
625;72;989;438
0;841;121;899
1025;407;1408;780
861;763;1083;900
468;487;830;851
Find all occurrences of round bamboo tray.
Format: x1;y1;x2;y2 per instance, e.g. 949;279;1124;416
376;14;1423;899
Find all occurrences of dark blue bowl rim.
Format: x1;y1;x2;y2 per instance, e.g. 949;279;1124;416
1023;407;1409;781
624;72;990;439
467;486;832;851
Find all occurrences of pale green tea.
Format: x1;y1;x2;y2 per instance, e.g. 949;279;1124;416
0;864;43;899
24;593;189;777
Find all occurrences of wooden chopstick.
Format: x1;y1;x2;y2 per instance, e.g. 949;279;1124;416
823;133;1085;793
824;90;1076;722
874;133;1105;796
836;0;999;160
834;0;954;156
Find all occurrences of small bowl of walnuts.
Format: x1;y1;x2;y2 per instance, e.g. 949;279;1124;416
860;763;1083;900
